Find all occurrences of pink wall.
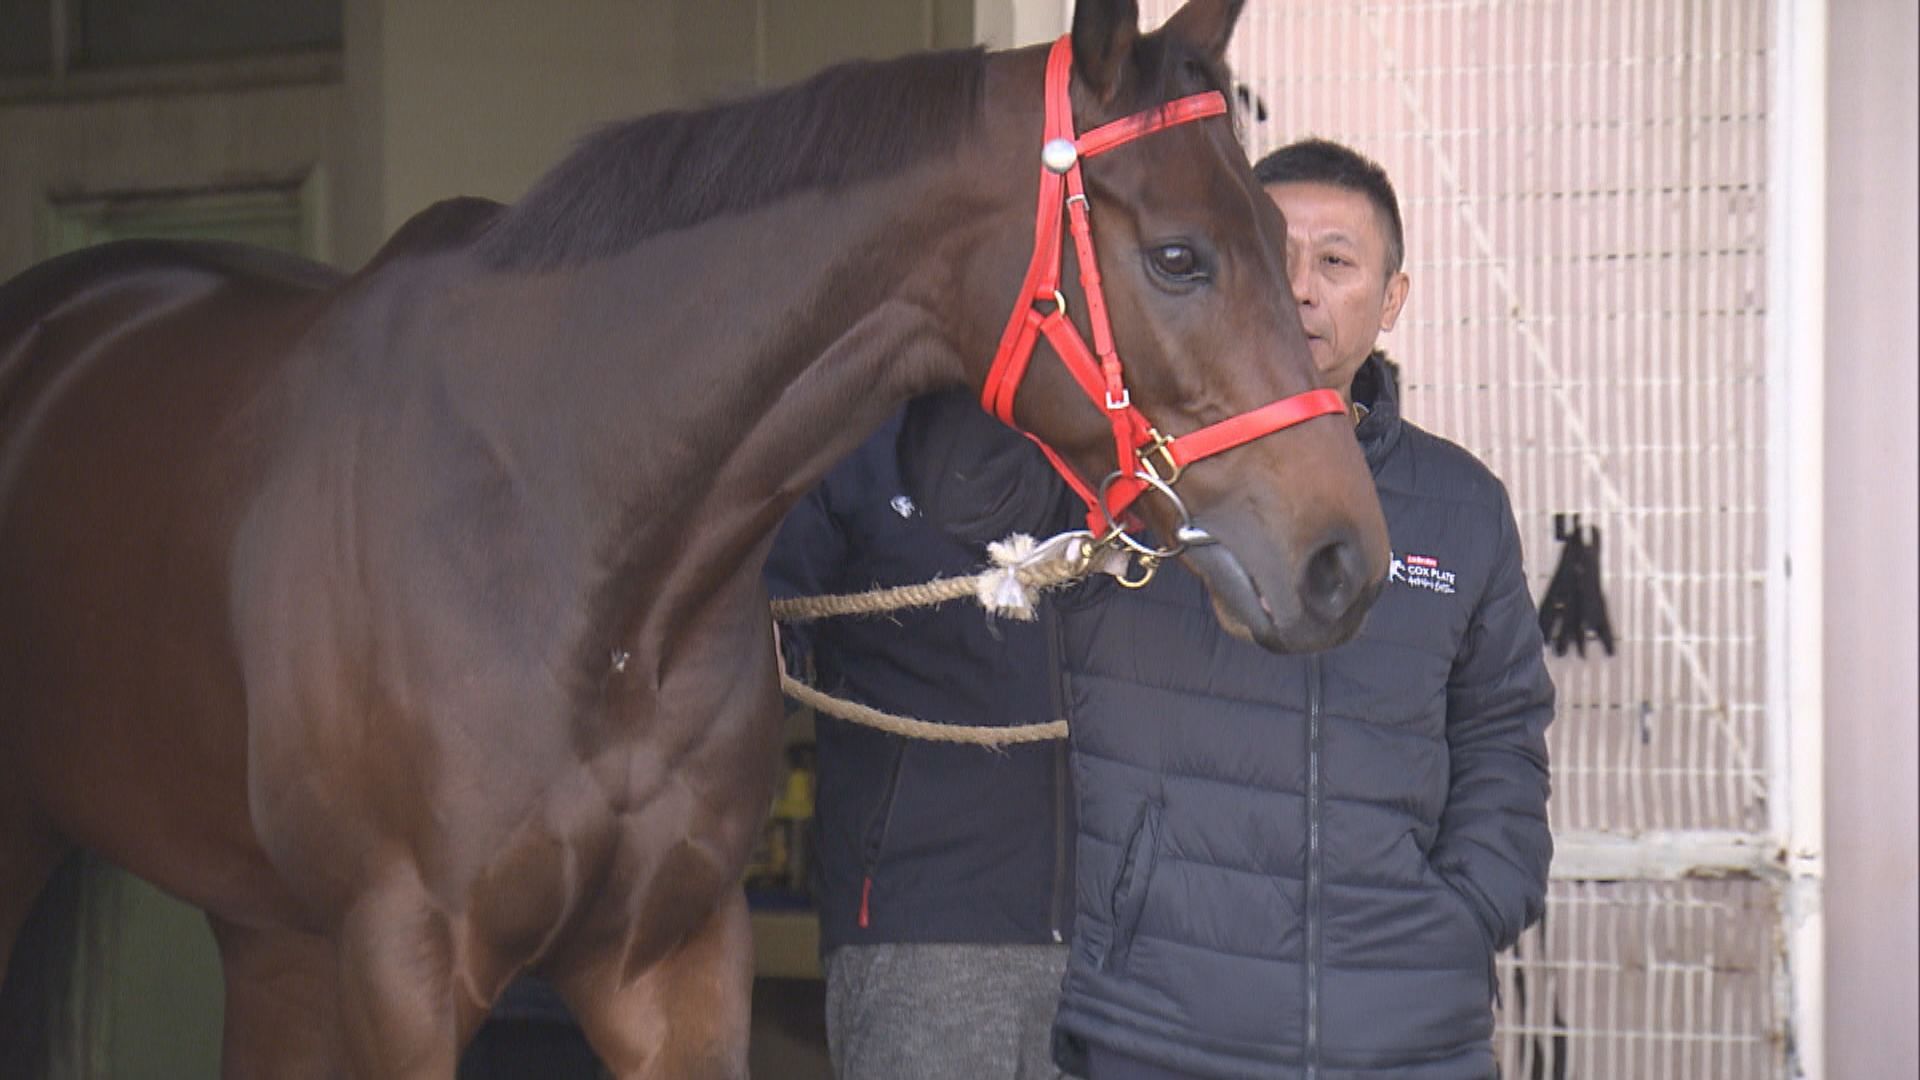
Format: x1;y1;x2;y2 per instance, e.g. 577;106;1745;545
1823;0;1920;1074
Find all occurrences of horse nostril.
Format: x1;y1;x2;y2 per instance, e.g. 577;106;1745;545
1300;536;1367;626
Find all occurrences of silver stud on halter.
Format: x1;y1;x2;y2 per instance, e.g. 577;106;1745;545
1041;138;1079;175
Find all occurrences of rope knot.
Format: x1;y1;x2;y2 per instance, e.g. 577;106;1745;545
976;531;1091;619
770;529;1106;746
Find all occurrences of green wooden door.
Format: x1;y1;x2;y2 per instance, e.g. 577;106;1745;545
42;187;311;261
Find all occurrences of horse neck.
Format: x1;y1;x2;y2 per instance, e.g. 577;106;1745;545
450;54;1045;648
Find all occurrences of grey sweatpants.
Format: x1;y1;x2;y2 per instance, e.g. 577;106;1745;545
824;943;1073;1080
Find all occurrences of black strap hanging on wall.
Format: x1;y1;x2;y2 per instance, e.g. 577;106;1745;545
1509;913;1572;1080
1232;83;1270;122
1537;513;1615;657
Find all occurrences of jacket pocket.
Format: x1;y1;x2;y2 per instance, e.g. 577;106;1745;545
1434;869;1501;1007
854;743;910;929
860;742;910;867
1103;801;1163;973
1436;868;1498;951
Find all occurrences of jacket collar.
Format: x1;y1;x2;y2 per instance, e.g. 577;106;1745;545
1350;350;1405;470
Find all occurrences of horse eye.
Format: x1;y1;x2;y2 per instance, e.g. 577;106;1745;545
1148;243;1206;284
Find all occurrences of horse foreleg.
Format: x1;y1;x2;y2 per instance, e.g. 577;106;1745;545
209;916;347;1079
552;888;753;1080
333;868;475;1079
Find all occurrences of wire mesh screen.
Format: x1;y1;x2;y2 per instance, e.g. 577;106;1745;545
1496;879;1778;1078
1131;0;1783;1071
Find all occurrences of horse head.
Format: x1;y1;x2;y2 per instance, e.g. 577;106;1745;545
972;0;1390;653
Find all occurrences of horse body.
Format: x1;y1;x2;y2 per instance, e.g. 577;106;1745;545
1;4;1391;1075
3;91;1035;1076
0;242;334;921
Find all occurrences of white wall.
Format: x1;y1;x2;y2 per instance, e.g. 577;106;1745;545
334;0;978;268
333;0;674;267
975;0;1069;48
1822;0;1920;1074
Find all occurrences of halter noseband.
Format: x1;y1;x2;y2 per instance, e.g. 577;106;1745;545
981;36;1346;564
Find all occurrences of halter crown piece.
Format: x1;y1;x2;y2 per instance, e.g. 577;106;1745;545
981;36;1348;557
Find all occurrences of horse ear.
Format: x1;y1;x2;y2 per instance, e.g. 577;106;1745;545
1159;0;1246;61
1071;0;1140;105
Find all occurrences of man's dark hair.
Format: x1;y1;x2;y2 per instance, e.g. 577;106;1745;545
1253;138;1404;275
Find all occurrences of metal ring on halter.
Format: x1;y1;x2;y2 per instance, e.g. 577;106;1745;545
1096;469;1192;561
1112;552;1159;589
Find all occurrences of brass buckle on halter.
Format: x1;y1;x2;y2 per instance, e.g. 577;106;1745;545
1083;526;1162;589
1113;551;1159;589
1138;428;1182;486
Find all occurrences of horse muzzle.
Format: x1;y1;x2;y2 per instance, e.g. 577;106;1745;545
1182;527;1382;654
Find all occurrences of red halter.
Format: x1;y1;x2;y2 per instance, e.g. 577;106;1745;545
981;36;1347;540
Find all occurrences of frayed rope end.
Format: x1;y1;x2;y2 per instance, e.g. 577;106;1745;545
977;533;1042;619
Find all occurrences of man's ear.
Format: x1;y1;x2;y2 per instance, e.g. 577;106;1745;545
1159;0;1246;62
1379;271;1411;334
1071;0;1140;105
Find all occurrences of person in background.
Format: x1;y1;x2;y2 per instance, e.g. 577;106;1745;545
765;407;1076;1080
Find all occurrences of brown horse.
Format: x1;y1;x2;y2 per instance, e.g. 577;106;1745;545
0;0;1387;1075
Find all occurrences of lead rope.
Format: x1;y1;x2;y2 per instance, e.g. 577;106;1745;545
770;531;1122;747
777;679;1066;747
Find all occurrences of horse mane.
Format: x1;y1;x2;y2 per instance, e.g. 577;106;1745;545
479;48;987;271
364;196;508;273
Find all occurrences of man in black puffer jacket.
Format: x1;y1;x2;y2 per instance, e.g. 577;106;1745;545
901;139;1554;1079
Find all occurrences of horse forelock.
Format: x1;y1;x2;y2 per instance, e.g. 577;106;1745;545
478;48;987;272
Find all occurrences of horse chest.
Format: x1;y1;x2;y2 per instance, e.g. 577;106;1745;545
461;687;782;982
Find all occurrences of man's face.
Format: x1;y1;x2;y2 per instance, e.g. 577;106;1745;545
1266;181;1410;396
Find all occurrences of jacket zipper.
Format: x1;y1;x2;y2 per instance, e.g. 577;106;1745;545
857;741;909;929
1046;602;1071;943
1050;745;1069;941
1305;656;1324;1079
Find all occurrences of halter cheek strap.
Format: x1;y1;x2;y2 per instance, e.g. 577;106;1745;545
981;36;1347;540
